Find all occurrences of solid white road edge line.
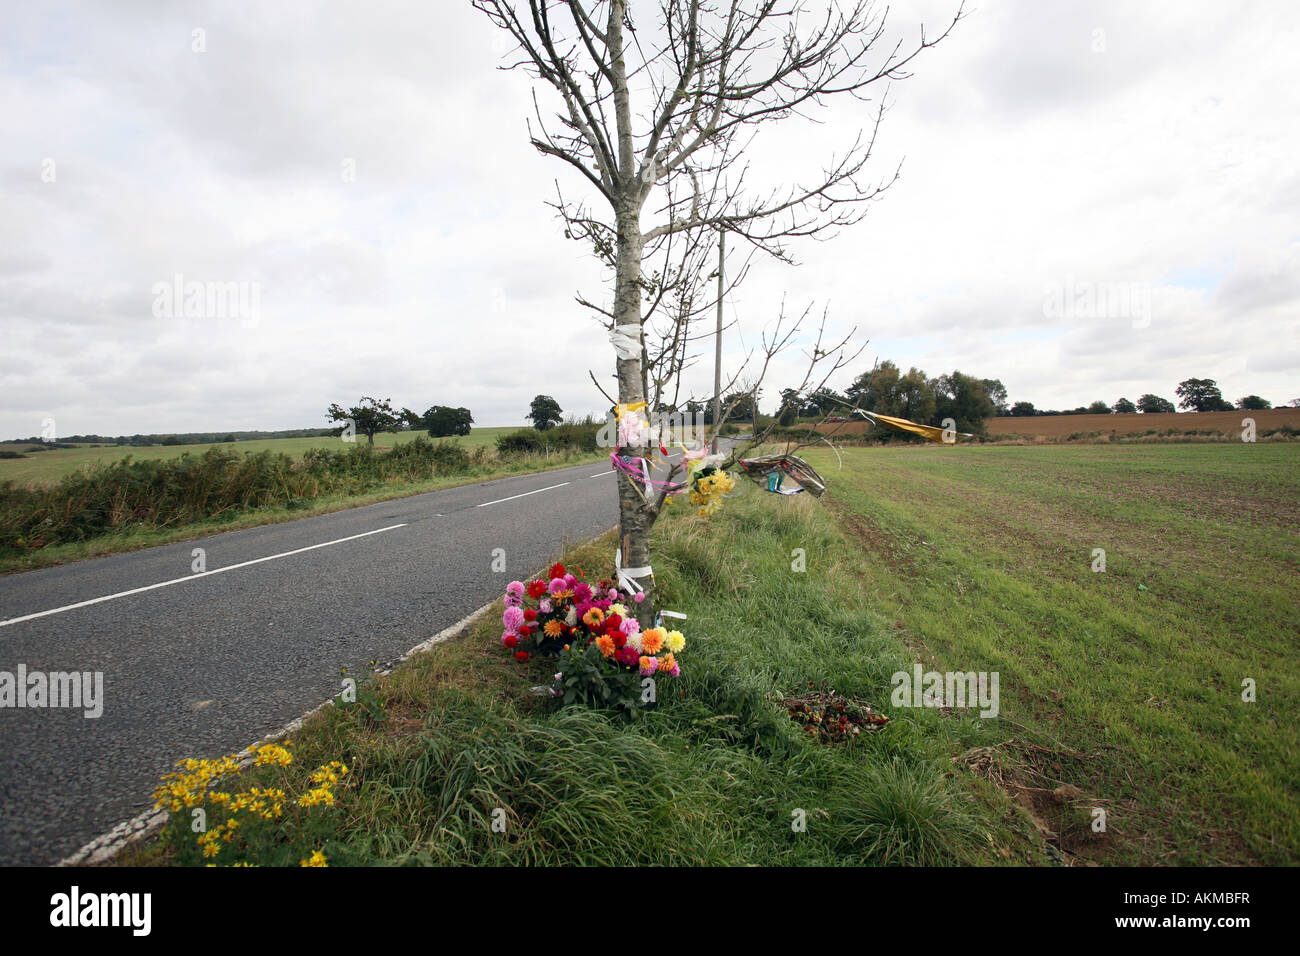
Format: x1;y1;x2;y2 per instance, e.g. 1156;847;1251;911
0;523;408;629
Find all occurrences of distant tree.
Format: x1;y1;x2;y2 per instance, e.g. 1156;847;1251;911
425;406;474;437
801;388;846;417
221;433;237;443
398;407;424;431
161;435;184;446
528;395;563;431
1112;397;1137;414
1010;401;1036;417
1236;395;1271;410
981;378;1009;416
777;389;800;427
847;361;901;414
1175;378;1233;412
1087;400;1111;414
895;368;936;422
930;371;996;434
327;396;399;445
1138;394;1177;414
723;391;760;423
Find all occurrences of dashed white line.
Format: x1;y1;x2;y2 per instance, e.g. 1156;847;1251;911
476;481;571;507
0;523;408;629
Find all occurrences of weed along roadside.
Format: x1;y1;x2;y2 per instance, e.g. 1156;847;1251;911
0;430;607;575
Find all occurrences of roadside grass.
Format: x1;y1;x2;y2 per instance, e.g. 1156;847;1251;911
0;429;517;486
0;447;604;576
119;486;1036;867
802;442;1299;865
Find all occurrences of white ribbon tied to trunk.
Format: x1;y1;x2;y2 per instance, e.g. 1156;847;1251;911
609;324;642;361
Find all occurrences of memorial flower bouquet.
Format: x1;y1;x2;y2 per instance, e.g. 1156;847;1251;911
499;562;685;711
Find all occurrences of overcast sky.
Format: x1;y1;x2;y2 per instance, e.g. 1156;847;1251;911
3;0;1297;438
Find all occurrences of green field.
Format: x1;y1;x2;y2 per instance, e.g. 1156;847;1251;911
121;441;1298;867
0;428;520;486
803;442;1299;865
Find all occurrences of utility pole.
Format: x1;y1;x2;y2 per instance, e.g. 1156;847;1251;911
711;228;724;454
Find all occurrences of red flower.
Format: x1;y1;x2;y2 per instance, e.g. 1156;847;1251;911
605;614;622;631
514;651;529;662
504;634;518;649
518;625;532;638
523;609;537;621
613;632;627;649
548;563;566;580
526;580;547;599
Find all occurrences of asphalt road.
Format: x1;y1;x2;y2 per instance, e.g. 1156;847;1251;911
0;452;687;865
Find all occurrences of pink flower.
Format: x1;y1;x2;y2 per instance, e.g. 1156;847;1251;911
564;573;576;586
505;581;525;598
503;606;524;633
607;589;619;601
503;592;522;608
639;656;659;676
669;663;680;677
633;592;646;604
619;617;641;636
573;582;592;603
539;598;553;614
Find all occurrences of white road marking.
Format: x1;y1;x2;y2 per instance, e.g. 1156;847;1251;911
0;523;408;629
586;472;611;478
476;481;570;507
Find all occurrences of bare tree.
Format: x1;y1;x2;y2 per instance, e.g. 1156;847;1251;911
473;0;963;623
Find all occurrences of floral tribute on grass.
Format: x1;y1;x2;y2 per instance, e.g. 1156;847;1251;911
782;687;890;743
151;740;347;867
500;562;685;714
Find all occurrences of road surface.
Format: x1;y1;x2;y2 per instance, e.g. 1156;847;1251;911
0;452;691;865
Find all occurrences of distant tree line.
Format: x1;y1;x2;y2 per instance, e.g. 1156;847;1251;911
1006;378;1286;417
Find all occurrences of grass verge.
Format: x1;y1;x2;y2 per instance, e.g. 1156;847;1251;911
117;484;1039;867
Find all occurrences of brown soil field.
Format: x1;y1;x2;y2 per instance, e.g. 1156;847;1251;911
987;407;1300;437
809;407;1299;440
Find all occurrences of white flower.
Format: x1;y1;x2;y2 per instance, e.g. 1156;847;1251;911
565;607;577;626
627;632;643;652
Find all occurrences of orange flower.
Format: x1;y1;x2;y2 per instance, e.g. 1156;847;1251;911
595;635;616;658
582;608;606;629
544;620;564;638
658;652;676;672
641;627;665;655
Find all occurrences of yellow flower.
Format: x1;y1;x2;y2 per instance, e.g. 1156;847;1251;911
665;630;686;653
300;850;328;867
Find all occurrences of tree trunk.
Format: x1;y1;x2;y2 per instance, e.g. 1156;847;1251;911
613;203;656;627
